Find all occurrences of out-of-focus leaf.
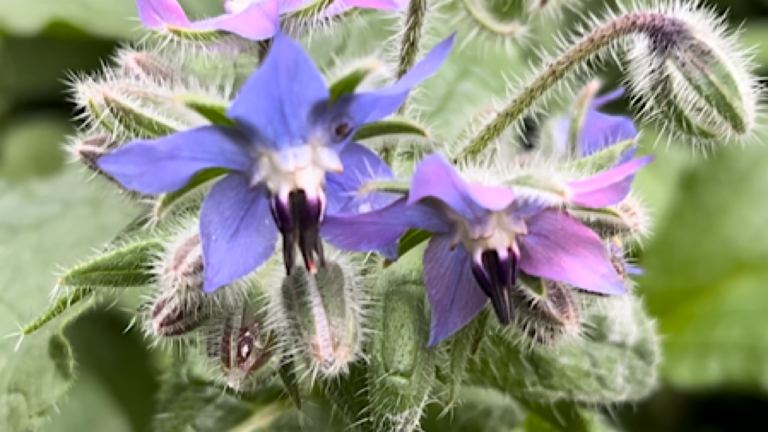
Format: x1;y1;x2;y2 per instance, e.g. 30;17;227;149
41;371;132;432
641;142;768;389
0;168;137;430
0;37;116;103
0;114;69;181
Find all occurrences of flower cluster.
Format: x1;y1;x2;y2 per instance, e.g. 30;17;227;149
30;0;761;429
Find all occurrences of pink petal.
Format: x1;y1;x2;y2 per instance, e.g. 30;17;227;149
568;156;653;208
518;209;625;295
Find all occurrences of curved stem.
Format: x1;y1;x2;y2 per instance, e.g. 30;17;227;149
455;12;687;163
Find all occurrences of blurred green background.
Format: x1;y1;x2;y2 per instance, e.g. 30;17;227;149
3;0;768;431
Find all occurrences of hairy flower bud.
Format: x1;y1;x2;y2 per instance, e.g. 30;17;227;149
368;276;434;432
149;290;209;338
510;276;581;346
205;300;278;391
275;252;366;377
627;4;759;144
146;229;210;339
72;76;211;140
114;49;176;82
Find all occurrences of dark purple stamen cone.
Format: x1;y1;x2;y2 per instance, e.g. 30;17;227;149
470;249;519;325
270;190;326;274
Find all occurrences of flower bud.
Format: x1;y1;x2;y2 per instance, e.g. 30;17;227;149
114;49;176;82
67;134;117;173
368;278;434;432
627;6;758;144
510;276;581;346
149;290;209;338
73;77;209;140
205;300;278;391
276;253;366;377
146;230;210;339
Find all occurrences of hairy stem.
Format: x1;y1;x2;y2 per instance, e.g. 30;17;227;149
455;12;688;163
382;0;429;165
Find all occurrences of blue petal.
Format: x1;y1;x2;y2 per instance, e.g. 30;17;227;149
200;174;277;292
581;88;637;158
408;154;515;221
424;234;488;347
579;111;638;158
325;142;397;215
227;31;329;150
191;1;280;40
97;125;250;194
344;34;455;125
322;198;452;260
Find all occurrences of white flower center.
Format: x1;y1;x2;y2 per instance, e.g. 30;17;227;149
456;211;526;258
252;143;343;200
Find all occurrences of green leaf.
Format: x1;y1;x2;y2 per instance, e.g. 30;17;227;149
0;114;68;181
640;142;768;388
353;118;430;141
0;168;136;430
466;294;659;404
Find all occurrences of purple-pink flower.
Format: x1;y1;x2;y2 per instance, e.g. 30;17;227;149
98;32;455;293
322;154;652;345
136;0;407;40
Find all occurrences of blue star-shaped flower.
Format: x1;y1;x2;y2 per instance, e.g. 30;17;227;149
98;31;455;293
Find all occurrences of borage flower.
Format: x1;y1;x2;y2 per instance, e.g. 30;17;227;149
136;0;407;40
555;87;638;162
322;154;652;345
98;32;455;292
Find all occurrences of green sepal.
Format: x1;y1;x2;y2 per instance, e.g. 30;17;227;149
20;288;94;336
358;178;410;196
353;118;430;141
154;168;229;220
58;238;163;289
328;60;380;102
277;356;302;410
176;94;236;127
565;138;636;173
104;94;181;138
398;229;433;259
